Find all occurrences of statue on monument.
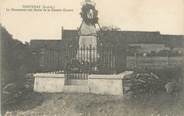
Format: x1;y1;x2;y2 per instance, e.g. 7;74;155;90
77;0;100;63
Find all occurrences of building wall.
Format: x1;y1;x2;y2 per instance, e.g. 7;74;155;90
129;44;169;53
126;56;184;69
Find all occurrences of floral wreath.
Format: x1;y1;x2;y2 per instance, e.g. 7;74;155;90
80;4;98;25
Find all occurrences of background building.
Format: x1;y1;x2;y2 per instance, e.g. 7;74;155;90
30;29;184;72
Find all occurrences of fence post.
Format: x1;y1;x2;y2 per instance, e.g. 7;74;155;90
89;45;92;74
81;46;84;63
135;53;137;68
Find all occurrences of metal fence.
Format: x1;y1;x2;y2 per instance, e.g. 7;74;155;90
33;44;126;77
64;45;121;79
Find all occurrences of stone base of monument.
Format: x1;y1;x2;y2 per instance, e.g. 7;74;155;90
33;73;65;93
88;75;124;95
63;85;89;93
33;71;133;95
65;79;88;86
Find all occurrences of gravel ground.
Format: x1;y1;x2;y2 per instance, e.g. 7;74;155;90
3;91;184;116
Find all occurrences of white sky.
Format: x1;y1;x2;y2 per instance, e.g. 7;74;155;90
1;0;184;42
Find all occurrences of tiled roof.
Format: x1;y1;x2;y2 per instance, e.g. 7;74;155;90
62;29;78;40
62;29;184;45
161;35;184;47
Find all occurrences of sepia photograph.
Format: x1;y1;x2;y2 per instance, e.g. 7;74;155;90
1;0;184;115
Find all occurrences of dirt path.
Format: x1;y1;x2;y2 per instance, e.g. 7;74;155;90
3;91;184;116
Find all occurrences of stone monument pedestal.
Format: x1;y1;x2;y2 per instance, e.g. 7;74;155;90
77;22;98;63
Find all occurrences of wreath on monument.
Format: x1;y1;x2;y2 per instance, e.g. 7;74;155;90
80;3;98;25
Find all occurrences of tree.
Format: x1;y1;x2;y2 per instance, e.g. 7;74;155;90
1;26;34;87
100;25;121;31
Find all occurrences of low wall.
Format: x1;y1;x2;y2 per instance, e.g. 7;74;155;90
33;73;65;93
33;71;133;95
63;85;89;93
88;71;133;95
88;75;120;95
